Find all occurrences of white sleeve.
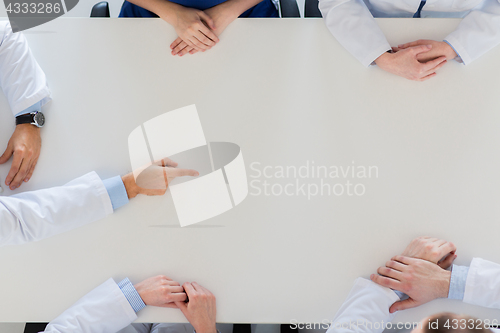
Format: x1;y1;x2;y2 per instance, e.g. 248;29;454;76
444;0;500;65
0;171;114;246
463;257;500;309
0;21;51;116
44;278;138;333
326;278;399;333
318;0;391;67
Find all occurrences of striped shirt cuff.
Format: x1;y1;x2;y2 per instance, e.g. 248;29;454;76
102;176;129;211
448;265;469;300
118;278;146;313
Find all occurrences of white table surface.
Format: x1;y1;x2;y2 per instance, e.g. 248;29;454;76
1;17;500;324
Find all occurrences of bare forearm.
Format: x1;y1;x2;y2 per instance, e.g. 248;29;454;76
215;0;264;18
126;0;181;22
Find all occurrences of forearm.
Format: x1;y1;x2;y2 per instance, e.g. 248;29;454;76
444;0;500;64
44;279;137;333
125;0;184;22
0;172;113;246
0;23;51;116
214;0;264;18
319;0;390;67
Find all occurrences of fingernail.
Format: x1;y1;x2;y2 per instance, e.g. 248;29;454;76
427;44;432;48
370;274;374;279
25;178;29;182
6;181;10;185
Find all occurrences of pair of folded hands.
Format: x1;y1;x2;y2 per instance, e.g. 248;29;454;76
370;236;457;313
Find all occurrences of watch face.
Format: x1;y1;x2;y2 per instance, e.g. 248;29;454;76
34;112;45;127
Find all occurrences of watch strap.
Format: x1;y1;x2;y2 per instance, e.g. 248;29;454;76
15;113;34;126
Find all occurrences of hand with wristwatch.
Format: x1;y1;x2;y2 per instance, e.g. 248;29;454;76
0;111;45;192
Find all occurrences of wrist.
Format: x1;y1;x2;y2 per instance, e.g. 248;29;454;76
442;41;457;60
122;173;140;199
194;326;217;333
374;52;392;67
439;270;452;298
156;1;182;24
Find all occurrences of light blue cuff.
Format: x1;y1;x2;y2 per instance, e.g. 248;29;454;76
448;265;469;300
102;176;129;211
15;101;42;117
393;290;408;300
118;278;146;313
443;40;463;63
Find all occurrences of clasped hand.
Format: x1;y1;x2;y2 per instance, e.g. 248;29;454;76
370;236;456;313
375;40;458;81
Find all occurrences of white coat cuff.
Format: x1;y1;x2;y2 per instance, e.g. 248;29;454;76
365;44;391;68
443;35;471;65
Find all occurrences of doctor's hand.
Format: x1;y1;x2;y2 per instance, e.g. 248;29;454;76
375;45;447;81
134;275;187;308
121;157;199;199
371;256;451;313
401;236;457;269
166;5;219;55
175;282;217;333
171;1;239;56
0;124;41;190
394;40;457;63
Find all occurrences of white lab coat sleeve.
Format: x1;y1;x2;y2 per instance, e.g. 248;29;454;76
0;21;51;116
326;277;399;333
444;0;500;65
318;0;391;67
44;278;138;333
0;171;114;246
463;257;500;309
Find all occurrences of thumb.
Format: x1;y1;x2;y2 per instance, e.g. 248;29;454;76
389;298;419;313
412;44;432;55
199;11;216;30
438;253;457;270
0;145;13;164
175;301;188;314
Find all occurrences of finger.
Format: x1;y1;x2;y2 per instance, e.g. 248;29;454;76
5;152;24;187
170;168;199;178
191;282;203;292
193;31;215;48
167;286;185;293
438;242;457;255
389;298;420;313
417;73;437;82
398;41;420;49
422;56;447;71
166;280;181;286
175;301;188;314
162;158;178;168
178;46;193;57
168;292;188;303
170;37;183;50
391;255;415;265
377;266;402;280
198;11;217;31
386;260;406;272
183;282;197;297
164;302;179;309
0;145;13;164
187;36;210;51
10;157;31;189
370;274;400;290
172;41;189;55
438;253;457;270
411;44;433;55
24;157;38;182
183;38;204;52
189;48;199;55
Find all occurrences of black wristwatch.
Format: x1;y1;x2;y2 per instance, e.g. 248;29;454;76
15;111;45;128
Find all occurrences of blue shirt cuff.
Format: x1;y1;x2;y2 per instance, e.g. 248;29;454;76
102;176;129;211
443;40;463;64
448;264;469;300
118;278;146;313
393;290;408;300
15;101;42;117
